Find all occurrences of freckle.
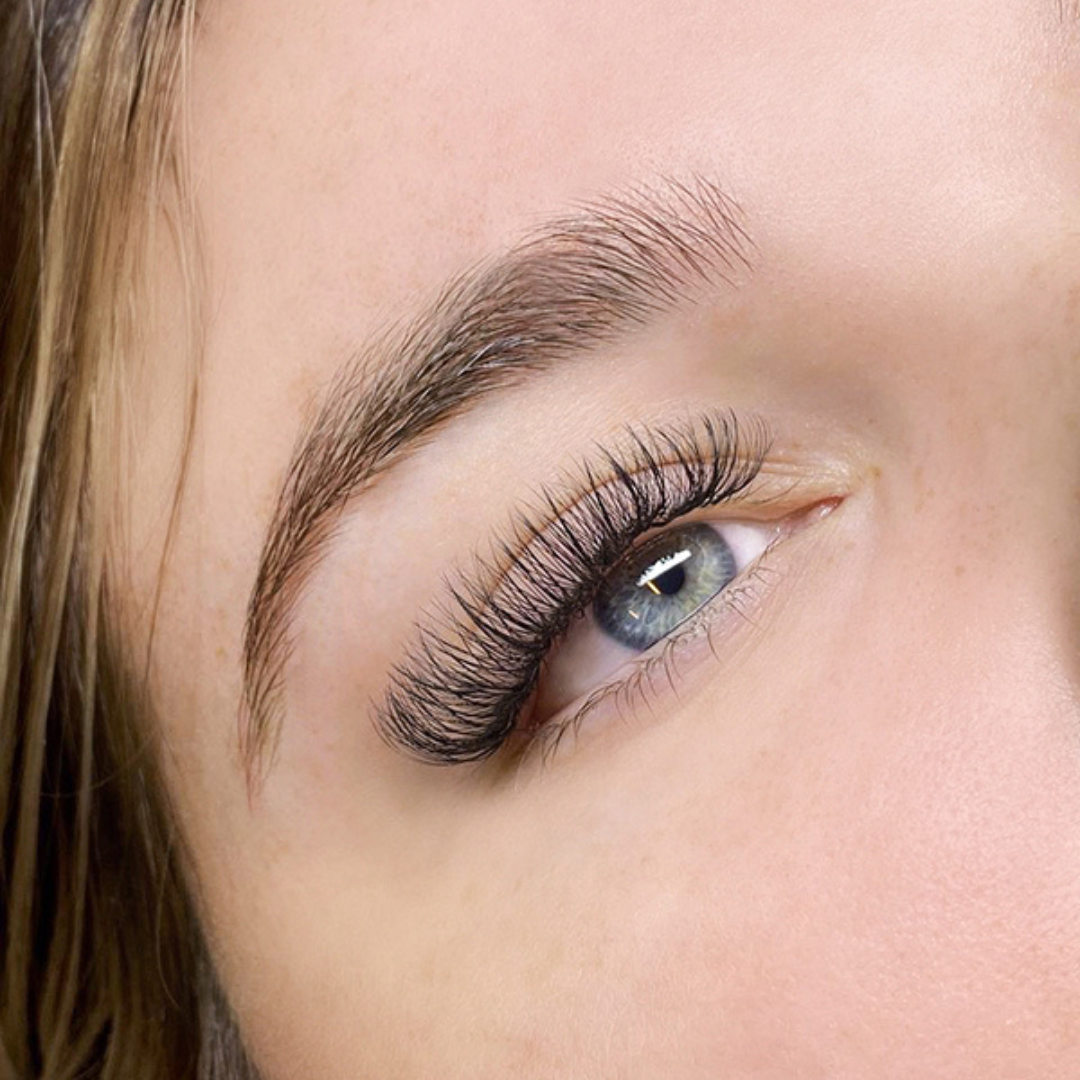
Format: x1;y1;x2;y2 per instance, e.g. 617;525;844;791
954;564;966;578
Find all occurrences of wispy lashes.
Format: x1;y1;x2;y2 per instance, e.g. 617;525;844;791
375;411;770;766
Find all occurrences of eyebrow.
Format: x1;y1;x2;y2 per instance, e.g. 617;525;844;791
239;175;755;782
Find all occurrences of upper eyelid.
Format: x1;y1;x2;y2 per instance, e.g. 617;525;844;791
496;416;773;564
422;413;769;626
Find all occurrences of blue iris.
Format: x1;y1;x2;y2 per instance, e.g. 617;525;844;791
593;522;737;651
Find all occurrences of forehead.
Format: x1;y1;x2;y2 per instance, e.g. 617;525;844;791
177;0;1074;522
188;0;1072;312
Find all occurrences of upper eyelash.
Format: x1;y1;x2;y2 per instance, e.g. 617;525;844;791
374;410;772;766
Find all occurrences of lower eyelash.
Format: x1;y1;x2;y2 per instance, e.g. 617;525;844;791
524;556;780;765
374;410;772;766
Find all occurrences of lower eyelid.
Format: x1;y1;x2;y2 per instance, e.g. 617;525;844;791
528;528;772;740
524;502;841;764
528;556;777;764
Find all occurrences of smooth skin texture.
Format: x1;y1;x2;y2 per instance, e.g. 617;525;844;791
127;0;1080;1076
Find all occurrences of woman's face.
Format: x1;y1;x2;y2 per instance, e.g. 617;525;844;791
129;0;1080;1076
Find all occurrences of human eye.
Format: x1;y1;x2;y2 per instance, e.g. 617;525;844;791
532;517;779;722
374;410;833;768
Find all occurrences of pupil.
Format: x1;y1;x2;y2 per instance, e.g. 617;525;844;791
648;564;687;596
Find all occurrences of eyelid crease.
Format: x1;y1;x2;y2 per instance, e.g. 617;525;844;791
373;410;773;767
469;418;774;595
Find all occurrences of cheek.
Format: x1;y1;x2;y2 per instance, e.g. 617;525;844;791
226;540;1080;1080
432;616;1080;1077
644;648;1080;1075
346;705;1077;1080
533;736;1079;1077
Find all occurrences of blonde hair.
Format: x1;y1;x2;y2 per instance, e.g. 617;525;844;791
1;2;251;1076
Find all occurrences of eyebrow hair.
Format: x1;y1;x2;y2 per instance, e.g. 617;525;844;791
239;175;754;783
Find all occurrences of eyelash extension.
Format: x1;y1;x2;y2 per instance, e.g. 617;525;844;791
375;410;772;766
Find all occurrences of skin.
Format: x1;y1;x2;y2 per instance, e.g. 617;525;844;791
125;0;1080;1076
